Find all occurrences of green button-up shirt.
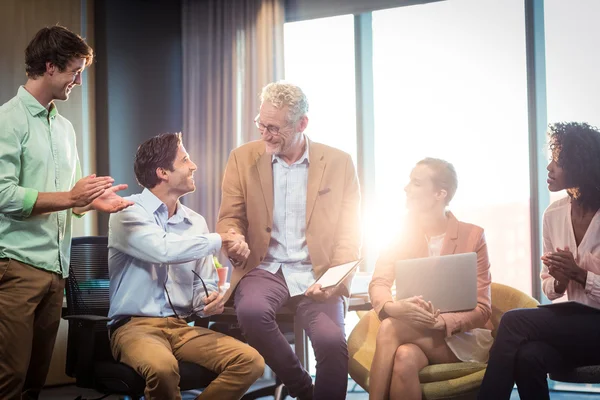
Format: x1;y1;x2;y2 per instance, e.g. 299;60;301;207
0;86;82;278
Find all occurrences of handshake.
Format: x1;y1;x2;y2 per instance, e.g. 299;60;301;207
219;228;250;266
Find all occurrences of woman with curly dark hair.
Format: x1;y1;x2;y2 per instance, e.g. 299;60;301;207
478;122;600;400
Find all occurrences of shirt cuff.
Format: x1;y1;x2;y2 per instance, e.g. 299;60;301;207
378;300;393;320
21;188;38;218
544;278;562;300
206;233;222;254
72;210;85;218
584;270;598;296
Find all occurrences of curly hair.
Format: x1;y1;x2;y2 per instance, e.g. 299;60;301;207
25;25;93;78
260;81;309;123
549;122;600;211
134;133;182;189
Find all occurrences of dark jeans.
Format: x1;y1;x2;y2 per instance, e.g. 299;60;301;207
478;307;600;400
234;268;348;400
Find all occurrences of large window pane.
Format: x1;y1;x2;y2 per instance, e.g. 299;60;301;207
284;15;357;163
372;0;532;294
545;0;600;205
284;15;357;377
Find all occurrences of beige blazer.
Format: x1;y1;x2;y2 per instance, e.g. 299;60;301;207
217;138;361;303
369;212;493;337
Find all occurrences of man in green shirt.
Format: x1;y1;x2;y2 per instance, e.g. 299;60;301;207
0;26;133;399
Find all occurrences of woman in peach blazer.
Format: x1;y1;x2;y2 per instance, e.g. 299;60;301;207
368;158;493;400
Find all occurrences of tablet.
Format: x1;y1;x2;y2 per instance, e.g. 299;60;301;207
315;259;363;289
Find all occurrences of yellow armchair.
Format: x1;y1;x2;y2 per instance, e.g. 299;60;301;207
348;282;539;399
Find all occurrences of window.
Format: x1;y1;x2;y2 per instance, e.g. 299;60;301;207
284;14;358;376
284;15;357;163
545;0;600;204
371;0;532;295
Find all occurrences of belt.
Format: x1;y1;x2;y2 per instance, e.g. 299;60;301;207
108;314;185;338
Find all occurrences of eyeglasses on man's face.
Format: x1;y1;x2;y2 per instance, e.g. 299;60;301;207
254;114;293;136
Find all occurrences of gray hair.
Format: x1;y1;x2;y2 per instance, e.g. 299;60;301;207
416;157;458;205
260;81;309;123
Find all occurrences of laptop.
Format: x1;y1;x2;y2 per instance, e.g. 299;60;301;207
395;252;478;313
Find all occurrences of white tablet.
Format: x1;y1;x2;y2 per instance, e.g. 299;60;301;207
315;259;363;289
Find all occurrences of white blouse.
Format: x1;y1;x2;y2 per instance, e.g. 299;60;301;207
428;234;493;363
541;197;600;306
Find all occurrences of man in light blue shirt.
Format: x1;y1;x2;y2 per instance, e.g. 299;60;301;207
0;26;132;399
108;133;262;400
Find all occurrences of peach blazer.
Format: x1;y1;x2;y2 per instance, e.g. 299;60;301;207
369;212;493;337
217;138;361;303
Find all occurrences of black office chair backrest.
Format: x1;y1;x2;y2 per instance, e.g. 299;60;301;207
66;236;111;318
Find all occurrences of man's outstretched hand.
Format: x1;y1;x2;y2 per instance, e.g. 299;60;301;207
90;184;134;213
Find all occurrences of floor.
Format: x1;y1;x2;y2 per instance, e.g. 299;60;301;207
39;381;600;399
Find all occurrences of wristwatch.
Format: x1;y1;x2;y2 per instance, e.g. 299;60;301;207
554;278;565;293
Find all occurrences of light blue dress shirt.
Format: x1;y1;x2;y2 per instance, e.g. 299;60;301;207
260;139;315;297
107;189;222;324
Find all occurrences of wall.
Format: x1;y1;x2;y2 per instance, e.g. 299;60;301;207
0;0;97;237
94;0;183;234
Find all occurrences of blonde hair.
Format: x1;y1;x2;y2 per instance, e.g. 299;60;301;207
416;158;458;205
260;81;309;123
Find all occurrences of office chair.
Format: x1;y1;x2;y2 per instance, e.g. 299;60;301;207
63;236;217;400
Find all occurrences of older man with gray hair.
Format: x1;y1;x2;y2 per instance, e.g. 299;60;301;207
217;81;361;399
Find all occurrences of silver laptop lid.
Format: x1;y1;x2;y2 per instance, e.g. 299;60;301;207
394;252;478;313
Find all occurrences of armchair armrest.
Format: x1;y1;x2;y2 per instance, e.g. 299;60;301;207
63;314;111;387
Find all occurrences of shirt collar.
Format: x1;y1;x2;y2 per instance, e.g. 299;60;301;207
17;86;58;119
140;188;192;224
272;135;310;166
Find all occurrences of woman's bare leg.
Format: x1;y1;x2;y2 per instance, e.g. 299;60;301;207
369;317;459;400
389;344;428;400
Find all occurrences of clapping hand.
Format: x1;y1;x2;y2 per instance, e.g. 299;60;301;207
542;247;586;286
90;184;134;213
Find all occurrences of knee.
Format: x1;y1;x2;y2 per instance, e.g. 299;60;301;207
235;301;273;330
392;346;421;380
315;329;348;359
497;309;529;337
141;359;180;384
241;347;266;381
